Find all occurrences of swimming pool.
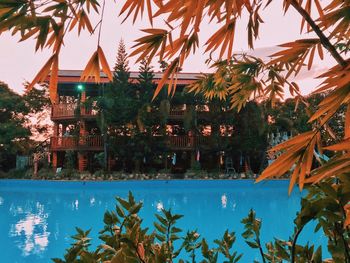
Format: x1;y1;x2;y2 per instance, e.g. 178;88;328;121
0;179;326;262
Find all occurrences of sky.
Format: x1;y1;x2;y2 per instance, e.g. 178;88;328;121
0;1;334;95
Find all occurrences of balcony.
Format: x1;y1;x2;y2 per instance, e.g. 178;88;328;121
168;110;185;120
50;135;226;152
167;110;215;121
167;136;203;150
51;103;97;121
50;136;103;151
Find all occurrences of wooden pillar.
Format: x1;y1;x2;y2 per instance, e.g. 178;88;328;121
53;123;59;136
78;91;87;172
78;152;87;171
81;91;86;115
81;91;86;102
33;153;38;178
52;152;58;170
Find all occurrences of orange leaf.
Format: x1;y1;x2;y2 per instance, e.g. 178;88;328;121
97;46;112;81
27;54;56;92
152;58;179;100
270;131;314;152
288;162;300;195
49;55;59;103
325;139;350;151
80;50;100;83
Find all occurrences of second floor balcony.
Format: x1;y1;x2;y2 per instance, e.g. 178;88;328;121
50;135;229;152
52;103;229;122
51;103;97;121
50;136;104;151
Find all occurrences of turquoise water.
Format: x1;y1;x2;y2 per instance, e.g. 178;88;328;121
0;179;326;262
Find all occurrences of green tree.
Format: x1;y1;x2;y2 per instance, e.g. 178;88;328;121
0;82;30;170
113;39;130;86
229;101;268;173
0;82;49;171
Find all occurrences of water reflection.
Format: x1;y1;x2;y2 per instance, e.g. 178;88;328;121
0;196;3;206
73;199;79;210
9;202;50;256
90;197;95;206
156;201;164;211
221;194;227;208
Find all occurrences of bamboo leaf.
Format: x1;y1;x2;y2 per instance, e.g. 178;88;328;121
27;54;56;92
97;46;112;81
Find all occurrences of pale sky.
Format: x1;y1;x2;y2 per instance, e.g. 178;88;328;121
0;1;335;95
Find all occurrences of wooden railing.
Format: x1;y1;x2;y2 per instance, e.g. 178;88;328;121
167;110;212;120
50;135;217;151
50;136;103;150
168;136;196;149
52;103;77;119
79;136;103;149
51;103;97;119
169;110;185;119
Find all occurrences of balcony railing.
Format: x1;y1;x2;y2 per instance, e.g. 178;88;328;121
50;135;223;151
167;110;212;120
168;136;197;149
168;110;185;119
51;104;221;121
50;136;103;151
51;103;97;120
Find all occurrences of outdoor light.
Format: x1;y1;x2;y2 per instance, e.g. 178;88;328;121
77;84;84;91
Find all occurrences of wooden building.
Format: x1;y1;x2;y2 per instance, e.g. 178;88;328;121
50;70;235;172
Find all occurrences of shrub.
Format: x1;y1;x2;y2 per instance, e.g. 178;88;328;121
5;169;26;179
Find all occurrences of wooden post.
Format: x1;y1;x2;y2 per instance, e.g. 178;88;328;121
81;91;86;115
52;152;58;170
33;153;38;178
53;123;59;136
78;152;87;171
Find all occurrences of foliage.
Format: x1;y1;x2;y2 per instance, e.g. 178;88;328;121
0;81;49;171
266;93;346;146
23;83;52;140
0;82;30;161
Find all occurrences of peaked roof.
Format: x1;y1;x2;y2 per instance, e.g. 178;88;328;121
56;70;201;85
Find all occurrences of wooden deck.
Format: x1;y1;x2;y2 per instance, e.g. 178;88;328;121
51;104;98;120
51;103;215;122
50;136;104;151
50;135;219;151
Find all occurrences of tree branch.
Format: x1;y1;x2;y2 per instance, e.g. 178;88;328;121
290;0;348;68
291;226;304;263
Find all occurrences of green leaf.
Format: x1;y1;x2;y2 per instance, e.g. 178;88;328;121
155;213;167;225
246;240;259;248
116;197;131;210
116;204;125;218
154;222;167;234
